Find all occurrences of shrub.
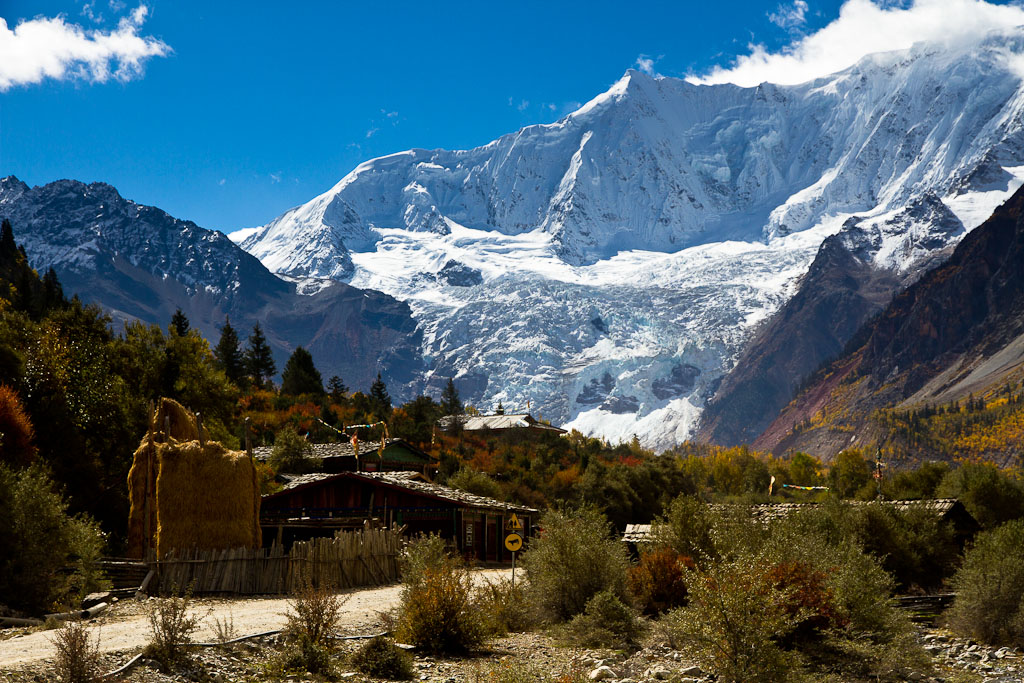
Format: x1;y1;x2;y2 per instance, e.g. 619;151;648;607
0;463;107;613
448;467;503;500
269;426;321;473
283;578;346;673
521;506;630;622
948;520;1024;645
665;557;805;683
352;635;413;680
394;534;485;653
936;462;1024;528
649;495;717;566
52;619;101;683
561;589;644;649
628;547;692;615
144;592;200;671
664;519;927;683
476;577;535;635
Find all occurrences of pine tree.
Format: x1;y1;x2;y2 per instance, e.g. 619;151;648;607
170;308;190;336
244;322;276;389
281;346;324;396
0;219;17;259
40;268;66;314
440;377;463;416
213;316;245;385
327;375;348;401
370;372;392;416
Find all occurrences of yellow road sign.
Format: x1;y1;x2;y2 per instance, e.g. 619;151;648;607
506;513;523;531
504;533;523;552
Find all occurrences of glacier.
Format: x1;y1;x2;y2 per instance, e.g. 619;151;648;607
236;29;1024;450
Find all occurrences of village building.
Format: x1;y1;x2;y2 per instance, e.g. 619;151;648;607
251;438;432;474
438;412;567;438
622;498;981;549
261;470;536;562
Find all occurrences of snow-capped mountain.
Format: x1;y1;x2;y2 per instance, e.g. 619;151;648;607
238;29;1024;449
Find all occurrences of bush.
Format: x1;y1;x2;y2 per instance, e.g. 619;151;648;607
352;635;413;679
561;589;644;649
52;619;101;683
936;462;1024;528
448;467;503;500
948;520;1024;645
0;463;107;613
665;557;805;683
521;506;631;622
649;495;718;566
476;577;535;635
144;592;200;671
269;426;321;473
283;578;346;674
394;534;485;653
788;500;958;592
628;548;692;615
664;517;927;683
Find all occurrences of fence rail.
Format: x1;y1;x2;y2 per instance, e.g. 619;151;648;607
150;525;402;595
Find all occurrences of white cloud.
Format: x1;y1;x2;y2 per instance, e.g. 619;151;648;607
365;127;379;138
692;0;1024;87
270;172;281;184
0;4;169;91
768;0;809;30
635;54;660;77
218;178;226;186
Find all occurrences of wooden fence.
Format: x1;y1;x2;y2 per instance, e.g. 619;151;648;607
150;525;402;595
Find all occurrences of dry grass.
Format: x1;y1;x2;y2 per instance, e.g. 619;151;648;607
51;620;100;683
127;398;260;557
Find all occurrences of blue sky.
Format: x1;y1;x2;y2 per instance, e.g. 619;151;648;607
1;0;1021;232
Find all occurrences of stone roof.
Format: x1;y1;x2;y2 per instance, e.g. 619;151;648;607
271;470;537;515
621;499;974;542
438;413;567;434
252;438;430;463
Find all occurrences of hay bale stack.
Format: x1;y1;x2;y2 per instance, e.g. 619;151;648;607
127;399;259;558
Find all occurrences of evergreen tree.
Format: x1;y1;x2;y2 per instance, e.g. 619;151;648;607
370;372;392;416
40;268;66;314
170;308;190;336
244;322;276;389
213;316;245;385
0;219;16;259
440;377;463;415
328;375;348;401
281;346;324;395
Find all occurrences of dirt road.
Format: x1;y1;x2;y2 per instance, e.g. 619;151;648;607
0;568;512;670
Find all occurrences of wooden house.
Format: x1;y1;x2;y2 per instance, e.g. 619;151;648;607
261;471;537;562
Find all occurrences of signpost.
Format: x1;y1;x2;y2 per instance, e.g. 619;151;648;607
505;513;524;583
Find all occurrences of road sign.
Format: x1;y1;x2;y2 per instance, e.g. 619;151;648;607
504;532;523;552
506;513;523;531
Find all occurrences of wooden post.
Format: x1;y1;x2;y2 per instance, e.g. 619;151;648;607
144;401;155;557
245;417;252;459
196;412;205;447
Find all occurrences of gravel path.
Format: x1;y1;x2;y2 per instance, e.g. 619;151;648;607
0;568;512;669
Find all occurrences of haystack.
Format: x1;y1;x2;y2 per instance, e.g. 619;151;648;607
127;398;260;558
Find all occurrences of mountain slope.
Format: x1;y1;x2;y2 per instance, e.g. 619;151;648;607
238;30;1024;448
698;194;966;445
0;177;422;395
756;184;1024;460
